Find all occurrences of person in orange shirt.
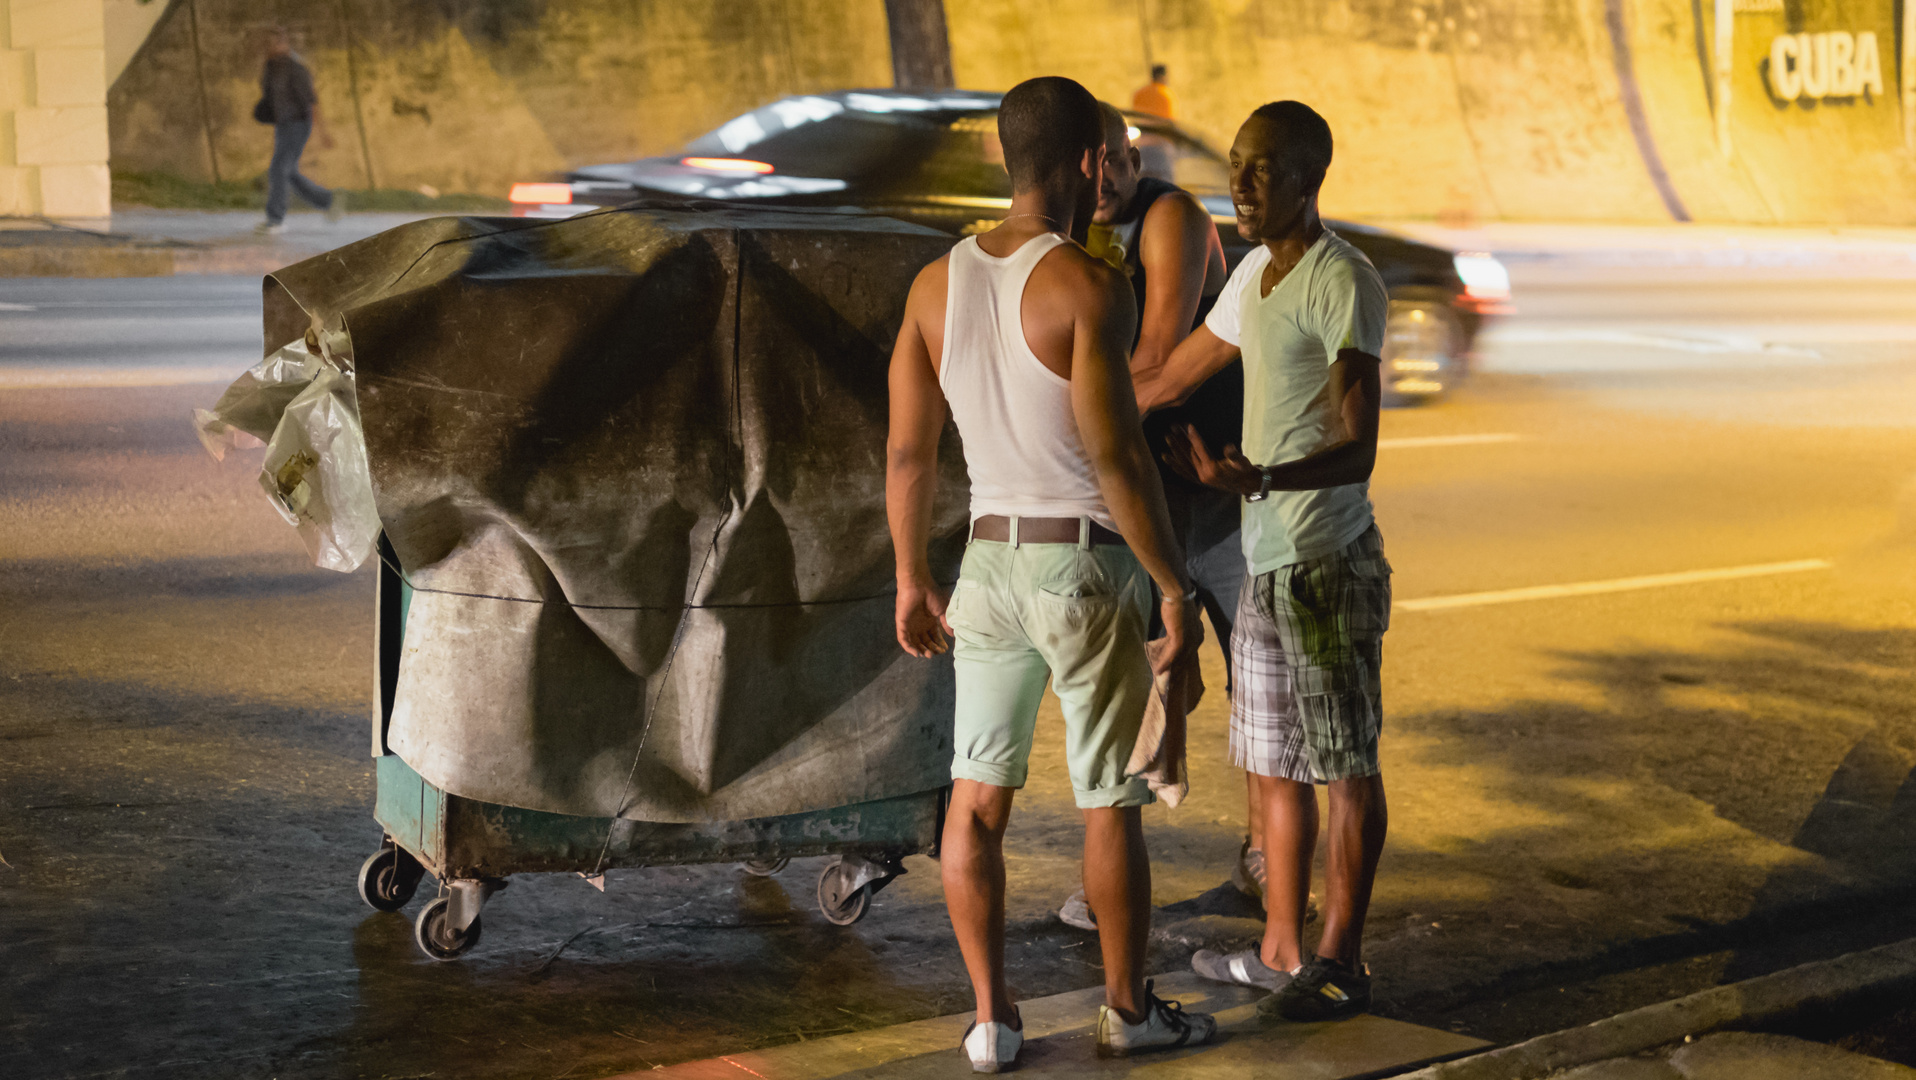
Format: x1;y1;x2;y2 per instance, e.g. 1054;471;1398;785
1132;64;1175;119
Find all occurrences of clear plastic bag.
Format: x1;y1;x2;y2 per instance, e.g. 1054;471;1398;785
257;365;380;572
192;339;323;460
196;335;380;573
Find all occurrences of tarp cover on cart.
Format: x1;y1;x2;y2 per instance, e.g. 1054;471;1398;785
262;205;967;823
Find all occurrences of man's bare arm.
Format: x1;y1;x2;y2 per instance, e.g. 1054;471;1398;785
1166;348;1382;496
886;261;953;657
1065;260;1200;667
1136;324;1239;415
1131;193;1224;379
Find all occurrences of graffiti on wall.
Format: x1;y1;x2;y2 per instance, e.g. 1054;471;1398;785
1765;30;1886;102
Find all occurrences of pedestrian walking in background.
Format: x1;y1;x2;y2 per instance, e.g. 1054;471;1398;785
1140;101;1393;1021
254;27;343;235
1131;64;1175;119
887;76;1216;1069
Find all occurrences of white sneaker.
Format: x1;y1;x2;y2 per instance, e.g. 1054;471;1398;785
1058;886;1097;930
961;1014;1022;1073
255;221;285;235
1096;980;1217;1057
325;192;346;223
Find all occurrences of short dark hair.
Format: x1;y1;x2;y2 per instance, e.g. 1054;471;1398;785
1097;101;1129;153
1248;100;1333;193
998;76;1103;192
1151;64;1168;81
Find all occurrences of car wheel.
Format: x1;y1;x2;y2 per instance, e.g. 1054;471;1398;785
1381;301;1461;406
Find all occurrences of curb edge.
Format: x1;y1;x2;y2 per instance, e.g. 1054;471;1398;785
1398;937;1916;1080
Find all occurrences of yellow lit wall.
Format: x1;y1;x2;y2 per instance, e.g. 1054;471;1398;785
944;0;1916;225
105;0;1916;224
1;0;110;219
109;0;893;201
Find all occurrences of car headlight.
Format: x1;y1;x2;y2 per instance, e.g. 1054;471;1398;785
1453;251;1512;314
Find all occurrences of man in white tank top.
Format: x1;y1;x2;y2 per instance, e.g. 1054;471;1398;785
886;76;1216;1067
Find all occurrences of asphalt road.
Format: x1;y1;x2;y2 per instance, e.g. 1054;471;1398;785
0;276;261;386
3;252;1915;1079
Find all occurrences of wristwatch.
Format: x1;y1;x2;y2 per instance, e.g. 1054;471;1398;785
1245;466;1273;503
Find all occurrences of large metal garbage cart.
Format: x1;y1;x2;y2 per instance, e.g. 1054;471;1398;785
359;536;949;959
251;204;969;961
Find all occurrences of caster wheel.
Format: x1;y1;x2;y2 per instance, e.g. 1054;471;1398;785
414;896;482;960
816;860;872;926
740;857;790;877
357;844;425;912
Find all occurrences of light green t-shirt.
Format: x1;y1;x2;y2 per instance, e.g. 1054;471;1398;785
1203;231;1389;574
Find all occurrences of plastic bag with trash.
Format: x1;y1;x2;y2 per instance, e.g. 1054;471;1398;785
193;334;381;573
193;338;322;459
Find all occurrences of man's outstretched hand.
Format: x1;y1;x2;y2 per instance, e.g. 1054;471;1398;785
895;582;952;658
1162;424;1262;497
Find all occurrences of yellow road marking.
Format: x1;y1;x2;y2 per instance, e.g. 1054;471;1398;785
1378;433;1521;450
1397;559;1833;612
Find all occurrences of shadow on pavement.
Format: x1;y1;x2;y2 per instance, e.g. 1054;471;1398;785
1377;620;1916;1037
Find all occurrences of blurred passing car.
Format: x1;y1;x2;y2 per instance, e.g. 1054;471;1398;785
510;90;1510;402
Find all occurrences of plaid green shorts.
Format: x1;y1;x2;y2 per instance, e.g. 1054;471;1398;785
1229;524;1391;782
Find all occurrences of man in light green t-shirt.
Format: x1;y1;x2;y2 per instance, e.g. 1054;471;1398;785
1137;101;1392;1023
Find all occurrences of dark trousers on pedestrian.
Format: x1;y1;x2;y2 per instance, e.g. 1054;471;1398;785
266;121;332;225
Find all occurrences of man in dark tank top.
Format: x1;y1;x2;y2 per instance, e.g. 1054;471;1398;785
1090;106;1234;654
1059;105;1278;931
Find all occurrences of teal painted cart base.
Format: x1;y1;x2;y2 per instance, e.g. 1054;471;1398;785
359;536;948;960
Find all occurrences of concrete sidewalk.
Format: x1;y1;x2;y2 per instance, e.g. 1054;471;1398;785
622;971;1487;1080
0;209;449;277
631;936;1916;1080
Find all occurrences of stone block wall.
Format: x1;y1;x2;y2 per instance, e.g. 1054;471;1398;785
2;0;110;219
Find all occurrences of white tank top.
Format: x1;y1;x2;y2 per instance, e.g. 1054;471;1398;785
939;233;1115;531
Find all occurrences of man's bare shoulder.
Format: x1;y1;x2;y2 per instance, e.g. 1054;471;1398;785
911;251;952;289
1143;189;1214;238
1031;240;1129;308
904;253;952;311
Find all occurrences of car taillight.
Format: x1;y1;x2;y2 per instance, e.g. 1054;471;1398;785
1453;252;1512;314
680;157;775;174
509;182;572;204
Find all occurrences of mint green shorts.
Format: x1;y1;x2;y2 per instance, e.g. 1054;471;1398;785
944;533;1155;809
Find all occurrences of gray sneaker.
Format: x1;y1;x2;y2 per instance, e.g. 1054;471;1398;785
1058;886;1096;930
325;191;346;223
1191;948;1295;991
1096;980;1218;1057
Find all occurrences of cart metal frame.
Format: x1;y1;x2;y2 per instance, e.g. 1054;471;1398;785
358;537;949;959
